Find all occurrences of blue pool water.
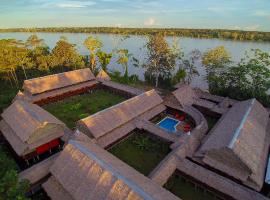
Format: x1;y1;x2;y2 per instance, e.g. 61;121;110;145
158;117;180;133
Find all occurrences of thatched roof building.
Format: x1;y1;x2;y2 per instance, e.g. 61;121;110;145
172;84;236;114
172;84;197;106
77;89;163;139
19;68;98;104
96;69;111;81
23;68;95;95
0;100;66;156
43;140;179;200
197;99;270;191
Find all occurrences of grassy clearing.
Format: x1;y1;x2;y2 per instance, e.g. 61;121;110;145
109;131;171;175
43;90;125;129
164;173;216;200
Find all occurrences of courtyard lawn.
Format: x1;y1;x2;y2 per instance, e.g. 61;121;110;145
205;115;219;131
109;131;171;175
164;172;216;200
43;90;125;129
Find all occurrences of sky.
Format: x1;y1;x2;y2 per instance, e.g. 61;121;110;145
0;0;270;31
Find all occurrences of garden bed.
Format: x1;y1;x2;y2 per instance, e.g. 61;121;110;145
43;89;126;129
108;130;171;175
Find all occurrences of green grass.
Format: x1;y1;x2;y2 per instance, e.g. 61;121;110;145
205;115;219;131
0;84;18;113
43;90;125;129
109;131;171;175
164;173;217;200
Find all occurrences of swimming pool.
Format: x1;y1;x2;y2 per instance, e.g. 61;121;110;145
157;117;180;133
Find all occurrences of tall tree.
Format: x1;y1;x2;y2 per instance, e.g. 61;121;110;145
51;38;85;71
83;36;103;72
96;51;112;72
26;34;44;49
143;34;177;87
202;46;231;88
179;49;201;84
0;39;33;85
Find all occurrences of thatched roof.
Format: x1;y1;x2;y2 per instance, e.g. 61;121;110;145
77;89;163;139
101;80;144;96
96;69;111;81
23;68;95;95
43;140;179;200
172;84;197;106
197;99;270;190
0;100;65;155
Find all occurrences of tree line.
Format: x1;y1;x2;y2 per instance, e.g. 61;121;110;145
1;33;270;107
0;27;270;42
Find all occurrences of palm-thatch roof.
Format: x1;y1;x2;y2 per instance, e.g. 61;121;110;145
43;140;179;200
172;84;197;106
96;69;111;81
23;68;95;95
77;89;163;139
101;80;144;96
0;100;65;156
197;99;270;190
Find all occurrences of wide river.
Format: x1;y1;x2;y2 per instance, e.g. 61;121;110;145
1;32;270;89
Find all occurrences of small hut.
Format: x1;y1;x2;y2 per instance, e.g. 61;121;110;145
0;100;66;164
96;69;111;81
43;140;179;200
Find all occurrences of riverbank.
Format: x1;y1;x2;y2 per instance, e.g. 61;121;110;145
0;27;270;42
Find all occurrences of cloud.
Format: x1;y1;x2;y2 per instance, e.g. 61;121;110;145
144;18;156;26
253;10;270;17
115;23;122;27
56;1;96;8
244;24;260;31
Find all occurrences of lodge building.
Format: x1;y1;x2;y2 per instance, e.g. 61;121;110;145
0;69;270;200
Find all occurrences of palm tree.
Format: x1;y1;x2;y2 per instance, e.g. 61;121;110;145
117;49;132;80
96;51;112;72
83;36;103;72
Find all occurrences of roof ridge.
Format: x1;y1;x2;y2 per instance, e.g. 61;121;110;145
24;68;91;82
69;140;154;200
227;98;256;149
80;89;158;122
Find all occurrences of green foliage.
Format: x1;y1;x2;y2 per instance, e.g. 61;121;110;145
208;49;270;106
109;132;171;175
109;70;141;86
116;49;132;81
202;46;231;89
0;39;33;85
96;51;112;71
172;68;186;85
174;49;201;85
26;35;44;49
0;148;29;200
83;36;103;71
143;34;178;87
51;39;85;70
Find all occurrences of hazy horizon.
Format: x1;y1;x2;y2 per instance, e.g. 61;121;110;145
1;0;270;31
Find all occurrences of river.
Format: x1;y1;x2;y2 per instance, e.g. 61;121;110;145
1;32;270;89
